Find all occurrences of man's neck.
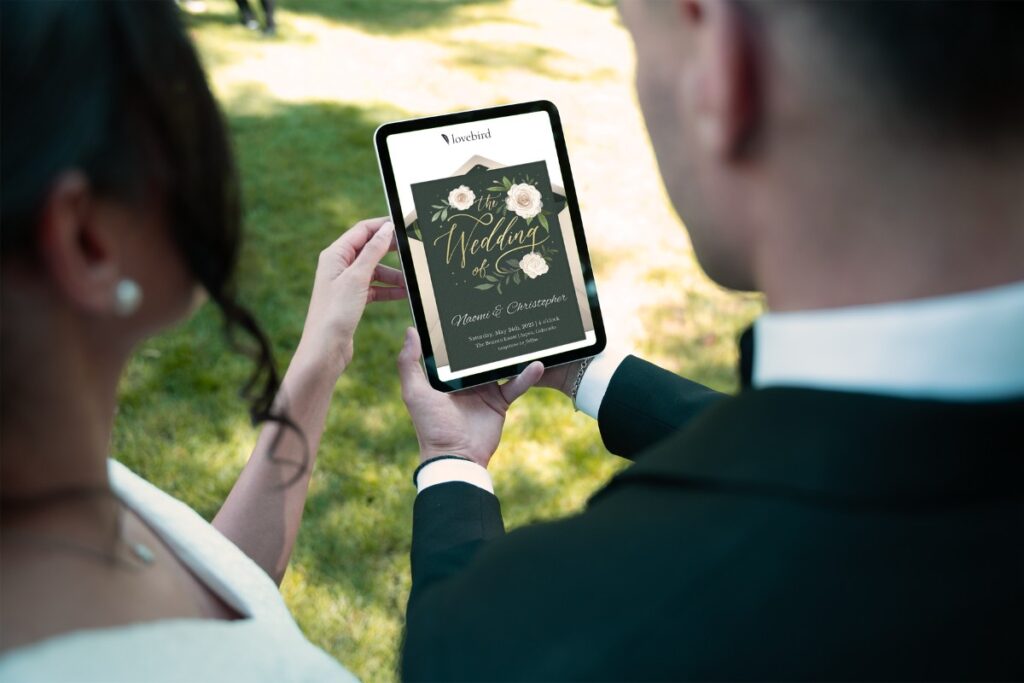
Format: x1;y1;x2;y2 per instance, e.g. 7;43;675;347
762;261;1024;313
755;151;1024;312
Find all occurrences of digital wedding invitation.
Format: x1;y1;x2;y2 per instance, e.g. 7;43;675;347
410;160;586;372
383;108;597;382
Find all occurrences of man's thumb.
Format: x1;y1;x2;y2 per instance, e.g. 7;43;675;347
499;361;544;405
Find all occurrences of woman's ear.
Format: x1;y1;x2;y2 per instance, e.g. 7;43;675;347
684;0;761;159
36;171;124;316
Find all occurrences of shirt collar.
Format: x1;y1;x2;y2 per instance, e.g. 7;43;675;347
752;280;1024;401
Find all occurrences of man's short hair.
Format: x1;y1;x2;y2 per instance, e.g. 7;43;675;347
757;1;1024;143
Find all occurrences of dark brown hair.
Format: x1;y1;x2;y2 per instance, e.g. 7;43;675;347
766;1;1024;143
1;1;281;427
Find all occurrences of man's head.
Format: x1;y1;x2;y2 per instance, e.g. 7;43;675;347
621;0;1024;308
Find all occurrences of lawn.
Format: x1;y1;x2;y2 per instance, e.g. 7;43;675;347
112;1;762;680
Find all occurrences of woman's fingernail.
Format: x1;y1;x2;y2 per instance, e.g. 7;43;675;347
404;326;414;347
379;221;394;237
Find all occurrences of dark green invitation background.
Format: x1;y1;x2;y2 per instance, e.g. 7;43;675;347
411;160;586;372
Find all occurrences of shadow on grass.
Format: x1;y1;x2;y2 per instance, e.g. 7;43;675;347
285;0;511;34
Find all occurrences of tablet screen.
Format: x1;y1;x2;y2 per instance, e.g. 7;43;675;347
379;103;602;387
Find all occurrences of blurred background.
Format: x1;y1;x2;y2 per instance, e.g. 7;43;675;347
114;0;762;679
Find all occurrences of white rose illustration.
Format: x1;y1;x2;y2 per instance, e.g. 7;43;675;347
518;251;549;279
448;185;475;211
505;183;543;219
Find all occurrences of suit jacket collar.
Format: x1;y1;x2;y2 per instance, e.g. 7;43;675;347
597;388;1024;508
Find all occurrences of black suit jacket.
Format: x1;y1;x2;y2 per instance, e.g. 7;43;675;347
402;356;1024;681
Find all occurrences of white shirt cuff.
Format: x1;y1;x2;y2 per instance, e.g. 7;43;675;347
574;347;632;418
415;458;494;494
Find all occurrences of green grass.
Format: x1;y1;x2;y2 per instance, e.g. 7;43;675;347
113;1;761;681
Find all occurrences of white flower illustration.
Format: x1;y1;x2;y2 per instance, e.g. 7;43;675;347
518;251;549;279
505;182;543;219
448;185;476;211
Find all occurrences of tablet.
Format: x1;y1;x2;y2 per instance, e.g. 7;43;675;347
375;100;606;392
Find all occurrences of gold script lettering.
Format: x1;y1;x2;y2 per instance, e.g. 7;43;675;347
433;212;550;274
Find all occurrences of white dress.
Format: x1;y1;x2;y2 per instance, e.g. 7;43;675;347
0;460;358;683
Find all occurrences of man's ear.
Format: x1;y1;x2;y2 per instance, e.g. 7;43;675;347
680;0;761;159
36;171;123;315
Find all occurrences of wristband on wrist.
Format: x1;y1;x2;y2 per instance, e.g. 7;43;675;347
412;454;473;488
570;357;595;410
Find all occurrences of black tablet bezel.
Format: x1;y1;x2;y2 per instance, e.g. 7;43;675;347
374;100;605;392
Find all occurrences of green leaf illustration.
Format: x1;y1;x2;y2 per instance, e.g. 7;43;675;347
441;209;448;221
475;284;494;290
537;214;548;230
486;275;497;282
502;176;511;189
431;210;441;222
514;271;521;284
487;186;505;192
525;215;533;226
497;283;503;295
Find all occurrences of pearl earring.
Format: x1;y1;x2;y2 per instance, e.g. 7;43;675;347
114;278;143;317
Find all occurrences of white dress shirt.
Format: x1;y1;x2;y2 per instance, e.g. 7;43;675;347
416;280;1024;493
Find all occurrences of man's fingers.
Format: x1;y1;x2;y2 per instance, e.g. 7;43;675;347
367;285;407;303
397;326;431;400
349;221;395;278
499;361;545;405
372;264;405;288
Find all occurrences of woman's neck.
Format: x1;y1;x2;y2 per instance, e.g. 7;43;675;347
1;306;124;501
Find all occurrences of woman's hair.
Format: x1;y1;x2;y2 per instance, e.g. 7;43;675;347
1;1;282;427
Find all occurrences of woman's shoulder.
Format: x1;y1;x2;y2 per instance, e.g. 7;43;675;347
106;459;207;528
0;461;358;682
106;459;285;619
0;617;358;683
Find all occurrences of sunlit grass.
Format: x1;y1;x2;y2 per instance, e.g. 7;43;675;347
113;1;761;680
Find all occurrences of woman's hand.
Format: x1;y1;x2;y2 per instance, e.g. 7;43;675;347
396;327;544;468
296;217;404;378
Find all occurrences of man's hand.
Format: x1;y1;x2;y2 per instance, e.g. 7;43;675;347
535;360;582;399
397;327;544;468
296;218;404;378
